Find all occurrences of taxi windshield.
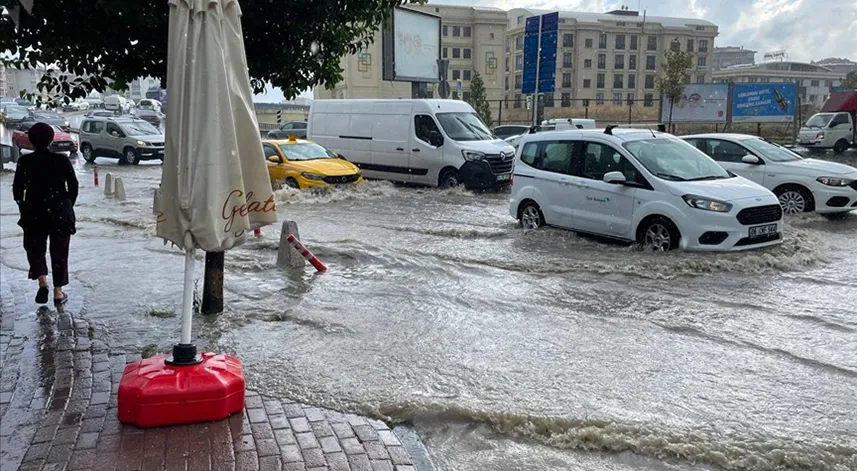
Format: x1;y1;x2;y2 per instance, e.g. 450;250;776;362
280;143;336;161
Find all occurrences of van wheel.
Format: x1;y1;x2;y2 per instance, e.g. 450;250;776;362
81;144;96;163
774;185;813;214
638;217;680;252
438;168;461;188
123;148;140;165
285;178;300;189
833;139;849;154
519;201;544;229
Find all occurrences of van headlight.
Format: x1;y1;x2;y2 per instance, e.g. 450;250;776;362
816;176;852;187
682;195;733;212
136;140;149;146
816;131;825;139
462;150;485;161
301;172;324;181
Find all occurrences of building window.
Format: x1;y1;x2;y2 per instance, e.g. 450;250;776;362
543;93;555;108
443;25;448;36
585;38;593;48
647;36;657;51
583;78;591;88
695;25;705;31
646;55;656;70
825;79;833;87
515;54;523;70
596;93;605;105
597;54;606;69
686;39;694;52
696;75;705;84
464;48;471;59
629;55;636;69
517;15;524;25
811;80;820;87
463;70;471;81
563;53;573;68
599;33;607;49
748;77;758;83
453;48;461;59
614;54;624;69
505;76;509;90
561;93;571;107
563;33;573;47
515;36;524;50
683;73;691;84
452;69;461;80
644;93;654;106
699;39;708;52
613;92;623;104
562;73;571;88
627;92;635;103
463;91;471;102
613;74;624;88
505;57;509;72
515;74;522;89
463;26;471;37
630;35;638;50
670;40;680;52
514;94;521;107
615;34;626;50
596;73;605;88
443;48;448;59
697;56;706;68
645;74;654;89
453;26;461;37
584;59;592;68
490;32;495;40
616;22;626;26
628;74;636;89
505;38;510;53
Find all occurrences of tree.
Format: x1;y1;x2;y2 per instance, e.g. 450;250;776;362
655;39;694;128
467;71;492;127
0;0;422;104
841;71;857;90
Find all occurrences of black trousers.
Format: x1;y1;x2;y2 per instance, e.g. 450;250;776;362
23;230;71;288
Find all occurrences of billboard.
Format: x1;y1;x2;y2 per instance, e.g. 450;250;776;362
659;84;729;123
382;8;440;83
731;83;796;123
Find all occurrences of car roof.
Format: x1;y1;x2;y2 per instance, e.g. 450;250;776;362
263;138;315;145
681;133;760;141
521;128;671;144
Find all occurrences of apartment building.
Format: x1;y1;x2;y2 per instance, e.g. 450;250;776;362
504;8;718;109
711;61;842;106
314;5;506;103
713;46;756;70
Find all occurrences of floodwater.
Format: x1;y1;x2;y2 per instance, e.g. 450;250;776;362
2;150;857;471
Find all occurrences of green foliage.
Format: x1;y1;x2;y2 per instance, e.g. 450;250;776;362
467;72;492;127
0;0;424;104
841;71;857;90
655;39;694;125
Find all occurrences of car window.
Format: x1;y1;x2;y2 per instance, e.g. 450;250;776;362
520;142;539;166
580;142;637;181
414;114;441;144
831;113;851;127
280;123;293;130
704;139;751;163
92;121;105;134
683;138;703;151
263;144;280;160
294;123;307;129
19;122;32;132
528;140;575;175
742;138;802;162
106;123;123;136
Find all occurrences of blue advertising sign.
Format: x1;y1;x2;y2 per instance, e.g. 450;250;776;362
731;83;796;123
522;13;559;94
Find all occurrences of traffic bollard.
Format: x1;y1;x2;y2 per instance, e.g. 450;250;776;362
286;234;326;272
254;227;262;238
93;164;99;187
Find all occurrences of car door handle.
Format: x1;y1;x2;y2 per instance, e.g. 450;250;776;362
396;147;404;151
412;148;420;152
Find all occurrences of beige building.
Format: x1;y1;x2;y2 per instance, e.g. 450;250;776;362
711;61;842;107
314;5;506;104
505;8;718;109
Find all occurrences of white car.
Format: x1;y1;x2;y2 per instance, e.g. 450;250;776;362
683;134;857;219
510;128;784;252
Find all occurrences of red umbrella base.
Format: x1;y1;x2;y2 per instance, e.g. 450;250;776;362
117;352;245;428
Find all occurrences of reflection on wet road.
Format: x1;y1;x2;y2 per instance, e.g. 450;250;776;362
2;150;857;471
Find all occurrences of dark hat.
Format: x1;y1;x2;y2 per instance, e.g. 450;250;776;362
28;122;55;150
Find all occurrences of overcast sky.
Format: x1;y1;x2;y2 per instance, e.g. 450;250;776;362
254;0;857;102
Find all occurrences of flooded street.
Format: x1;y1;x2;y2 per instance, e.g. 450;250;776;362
2;151;857;470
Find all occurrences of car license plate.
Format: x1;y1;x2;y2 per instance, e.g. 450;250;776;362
496;174;511;181
749;224;777;238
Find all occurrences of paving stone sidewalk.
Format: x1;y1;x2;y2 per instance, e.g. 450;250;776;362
0;271;421;471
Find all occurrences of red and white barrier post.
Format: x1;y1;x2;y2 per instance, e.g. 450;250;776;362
93;164;99;187
286;234;326;272
253;227;262;238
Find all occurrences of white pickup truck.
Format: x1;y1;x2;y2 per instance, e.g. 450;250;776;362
797;91;857;153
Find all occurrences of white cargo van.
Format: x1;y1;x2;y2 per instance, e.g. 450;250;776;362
541;118;596;131
308;99;516;189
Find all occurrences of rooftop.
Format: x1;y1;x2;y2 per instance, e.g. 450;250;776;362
508;7;716;28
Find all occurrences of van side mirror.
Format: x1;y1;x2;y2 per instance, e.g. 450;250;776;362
603;171;626;184
429;130;443;147
741;154;761;165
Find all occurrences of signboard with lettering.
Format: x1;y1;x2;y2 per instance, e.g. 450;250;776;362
731;83;797;123
659;84;729;123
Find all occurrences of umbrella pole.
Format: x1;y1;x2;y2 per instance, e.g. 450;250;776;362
167;248;202;365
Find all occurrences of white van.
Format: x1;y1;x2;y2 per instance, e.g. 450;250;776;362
103;96;131;113
308;99;516;189
509;127;784;252
138;98;162;113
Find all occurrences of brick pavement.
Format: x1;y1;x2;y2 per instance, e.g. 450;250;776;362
0;269;421;471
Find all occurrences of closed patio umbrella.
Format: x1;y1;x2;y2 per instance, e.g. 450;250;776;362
118;0;276;427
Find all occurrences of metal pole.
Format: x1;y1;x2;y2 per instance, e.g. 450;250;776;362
201;251;224;315
498;99;503;126
181;248;195;344
533;17;543;127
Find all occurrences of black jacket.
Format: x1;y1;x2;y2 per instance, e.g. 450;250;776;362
12;148;79;235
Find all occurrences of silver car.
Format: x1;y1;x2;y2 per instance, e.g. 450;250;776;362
78;117;165;165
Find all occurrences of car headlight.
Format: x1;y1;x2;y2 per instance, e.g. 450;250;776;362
63;120;69;126
461;150;485;161
816;176;852;187
301;172;324;181
816;131;825;139
682;195;733;212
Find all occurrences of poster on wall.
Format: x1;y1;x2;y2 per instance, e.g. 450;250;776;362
382;8;441;83
659;84;729;123
731;83;797;123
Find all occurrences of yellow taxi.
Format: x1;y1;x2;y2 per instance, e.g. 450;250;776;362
263;137;363;189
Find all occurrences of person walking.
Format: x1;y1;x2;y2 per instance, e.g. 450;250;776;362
12;122;79;307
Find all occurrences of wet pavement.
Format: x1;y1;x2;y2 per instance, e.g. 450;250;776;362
2;147;857;471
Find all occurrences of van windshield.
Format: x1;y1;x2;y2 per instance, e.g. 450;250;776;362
805;113;833;128
623;138;732;181
436;112;493;141
120;120;160;136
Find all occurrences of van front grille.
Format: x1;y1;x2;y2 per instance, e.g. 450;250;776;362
736;204;782;225
484;153;514;175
